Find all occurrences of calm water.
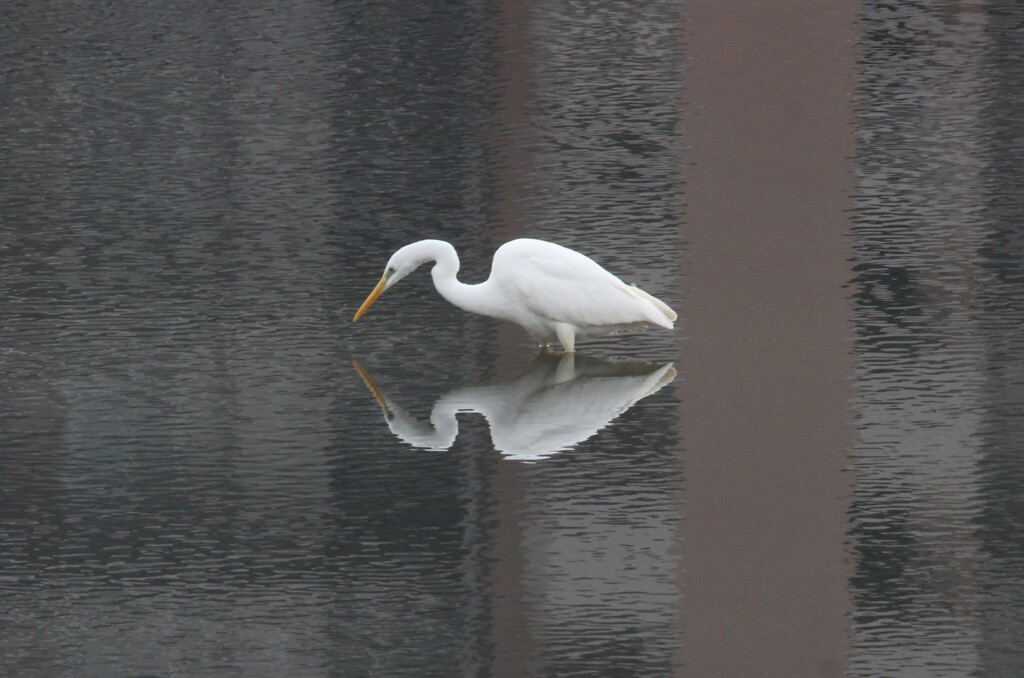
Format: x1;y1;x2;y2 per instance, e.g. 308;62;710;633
1;1;1022;676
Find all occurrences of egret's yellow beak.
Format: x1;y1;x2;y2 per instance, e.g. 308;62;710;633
353;272;391;322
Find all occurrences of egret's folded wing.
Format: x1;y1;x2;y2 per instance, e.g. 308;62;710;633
494;244;673;328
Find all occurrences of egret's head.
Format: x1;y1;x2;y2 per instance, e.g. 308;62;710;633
352;245;430;322
383;244;431;288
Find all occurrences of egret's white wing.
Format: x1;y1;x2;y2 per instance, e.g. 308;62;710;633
493;239;673;329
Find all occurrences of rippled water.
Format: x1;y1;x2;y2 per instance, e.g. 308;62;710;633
1;0;1023;676
850;3;1024;676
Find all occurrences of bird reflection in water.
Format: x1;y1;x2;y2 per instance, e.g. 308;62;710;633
353;353;676;461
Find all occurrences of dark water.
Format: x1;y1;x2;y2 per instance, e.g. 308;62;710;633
850;3;1024;676
0;1;1022;676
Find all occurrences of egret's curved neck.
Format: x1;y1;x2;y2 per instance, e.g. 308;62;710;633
419;240;501;318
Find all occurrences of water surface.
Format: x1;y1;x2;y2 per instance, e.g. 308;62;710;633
1;1;1023;676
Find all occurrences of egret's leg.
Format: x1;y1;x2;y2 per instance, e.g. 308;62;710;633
555;323;576;354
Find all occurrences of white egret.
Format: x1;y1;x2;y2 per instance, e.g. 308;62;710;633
352;238;677;352
353;354;676;461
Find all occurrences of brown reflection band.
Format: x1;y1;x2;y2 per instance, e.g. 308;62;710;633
678;1;857;676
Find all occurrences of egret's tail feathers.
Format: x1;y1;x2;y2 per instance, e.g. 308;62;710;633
625;285;677;328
